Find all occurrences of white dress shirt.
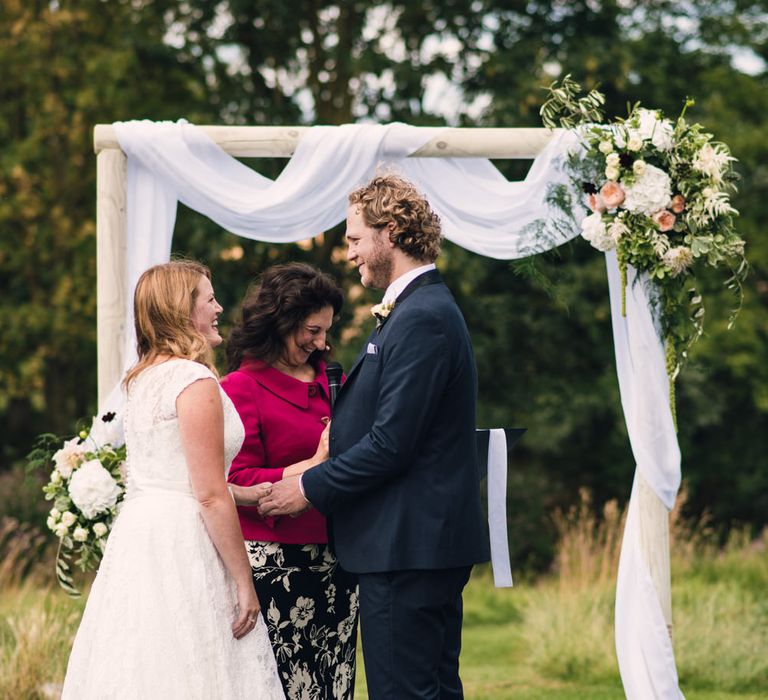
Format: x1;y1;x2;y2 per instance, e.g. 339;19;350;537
381;263;437;305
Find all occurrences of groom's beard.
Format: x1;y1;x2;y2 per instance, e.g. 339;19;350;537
362;236;394;289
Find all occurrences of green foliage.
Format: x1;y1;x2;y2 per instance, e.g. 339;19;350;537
0;0;766;574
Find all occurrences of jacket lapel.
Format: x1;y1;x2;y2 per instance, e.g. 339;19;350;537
376;269;442;332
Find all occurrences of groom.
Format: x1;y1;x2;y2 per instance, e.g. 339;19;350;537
260;174;489;699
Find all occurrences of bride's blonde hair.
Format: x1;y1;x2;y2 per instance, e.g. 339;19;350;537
123;261;217;389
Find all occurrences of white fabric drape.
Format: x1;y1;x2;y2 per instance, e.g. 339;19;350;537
102;120;683;698
606;249;684;699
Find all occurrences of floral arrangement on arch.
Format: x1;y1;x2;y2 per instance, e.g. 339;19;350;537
540;75;748;419
27;412;126;595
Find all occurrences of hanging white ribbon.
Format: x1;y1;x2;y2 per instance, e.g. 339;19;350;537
487;429;513;587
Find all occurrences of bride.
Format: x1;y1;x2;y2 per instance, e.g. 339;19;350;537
62;261;284;699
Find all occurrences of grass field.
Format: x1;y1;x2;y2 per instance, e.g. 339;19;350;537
1;495;766;699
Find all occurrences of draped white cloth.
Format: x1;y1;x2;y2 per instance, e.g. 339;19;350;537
606;250;684;699
101;120;683;698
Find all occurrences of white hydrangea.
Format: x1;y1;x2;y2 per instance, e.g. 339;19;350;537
636;108;674;151
581;212;617;251
68;459;122;519
622;163;672;215
53;437;86;479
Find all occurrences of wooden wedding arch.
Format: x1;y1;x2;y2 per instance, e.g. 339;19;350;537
93;124;675;680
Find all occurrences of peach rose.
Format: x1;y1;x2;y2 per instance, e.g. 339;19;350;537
588;193;607;213
652;209;676;232
599;181;625;209
670;194;686;214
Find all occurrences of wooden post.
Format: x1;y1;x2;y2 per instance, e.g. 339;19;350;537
637;472;673;636
96;149;127;405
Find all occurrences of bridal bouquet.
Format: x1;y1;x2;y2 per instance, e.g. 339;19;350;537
540;76;748;417
27;412;126;595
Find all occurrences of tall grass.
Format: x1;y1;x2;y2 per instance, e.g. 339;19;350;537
1;495;765;699
0;517;84;699
507;489;768;694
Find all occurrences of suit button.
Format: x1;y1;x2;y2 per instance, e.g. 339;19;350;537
308;384;317;397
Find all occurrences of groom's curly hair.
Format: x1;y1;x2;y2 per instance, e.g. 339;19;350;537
349;174;442;262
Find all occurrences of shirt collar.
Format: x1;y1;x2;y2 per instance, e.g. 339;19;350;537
382;263;436;305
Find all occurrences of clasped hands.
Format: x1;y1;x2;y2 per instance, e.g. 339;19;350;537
255;476;310;518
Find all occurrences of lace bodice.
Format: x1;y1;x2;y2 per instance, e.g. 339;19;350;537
124;359;245;497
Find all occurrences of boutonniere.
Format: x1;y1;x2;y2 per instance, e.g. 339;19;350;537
371;300;395;327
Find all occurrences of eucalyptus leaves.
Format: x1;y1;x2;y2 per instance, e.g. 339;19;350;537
541;76;748;420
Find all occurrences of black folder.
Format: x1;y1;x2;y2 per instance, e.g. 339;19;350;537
475;428;526;480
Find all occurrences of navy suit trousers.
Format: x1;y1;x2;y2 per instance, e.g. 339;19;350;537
358;566;473;700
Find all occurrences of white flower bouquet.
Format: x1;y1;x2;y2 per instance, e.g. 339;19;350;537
540;76;748;420
27;412;126;595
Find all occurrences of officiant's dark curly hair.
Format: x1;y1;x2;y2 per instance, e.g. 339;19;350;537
226;263;343;372
349;174;442;262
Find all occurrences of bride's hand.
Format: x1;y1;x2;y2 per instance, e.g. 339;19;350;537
231;482;272;507
232;582;261;640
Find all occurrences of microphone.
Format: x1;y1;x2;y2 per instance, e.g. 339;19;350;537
325;361;343;412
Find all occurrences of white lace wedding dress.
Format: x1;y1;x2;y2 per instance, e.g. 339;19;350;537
62;359;284;699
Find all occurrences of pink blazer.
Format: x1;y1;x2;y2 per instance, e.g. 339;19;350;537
221;358;331;543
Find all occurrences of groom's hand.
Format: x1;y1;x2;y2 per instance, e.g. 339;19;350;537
258;475;310;517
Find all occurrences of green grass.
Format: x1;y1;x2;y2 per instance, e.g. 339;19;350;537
1;507;766;699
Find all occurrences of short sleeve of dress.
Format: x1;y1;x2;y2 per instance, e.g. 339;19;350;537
159;360;217;421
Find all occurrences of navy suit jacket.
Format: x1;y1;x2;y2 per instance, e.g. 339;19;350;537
302;270;490;573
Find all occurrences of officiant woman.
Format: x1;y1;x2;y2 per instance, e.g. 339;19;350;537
222;263;358;699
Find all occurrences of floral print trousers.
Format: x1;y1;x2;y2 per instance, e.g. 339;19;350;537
247;541;359;700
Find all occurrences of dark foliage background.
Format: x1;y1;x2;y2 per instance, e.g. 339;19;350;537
2;0;766;571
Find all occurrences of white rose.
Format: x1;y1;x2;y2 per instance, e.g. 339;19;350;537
68;459;122;519
581;212;616;252
606;152;620;167
61;511;77;527
46;516;56;531
622;163;672;215
50;507;61;519
605;165;620;181
73;526;89;543
627;134;643;151
53;437;86;479
633;160;647;176
598;140;613;154
93;522;108;538
54;523;69;538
